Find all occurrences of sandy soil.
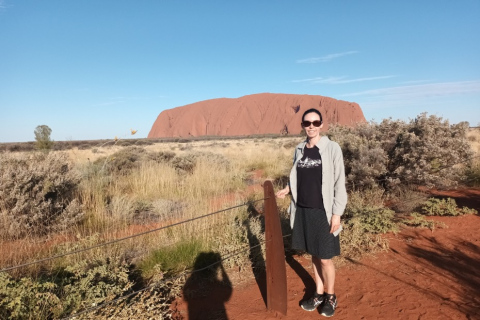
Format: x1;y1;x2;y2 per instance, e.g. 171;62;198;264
173;189;480;320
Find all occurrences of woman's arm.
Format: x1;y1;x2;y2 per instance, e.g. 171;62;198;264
332;143;347;216
276;185;290;199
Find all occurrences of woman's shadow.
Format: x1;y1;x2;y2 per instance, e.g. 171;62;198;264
183;251;232;320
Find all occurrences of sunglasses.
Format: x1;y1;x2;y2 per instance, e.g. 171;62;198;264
302;120;322;127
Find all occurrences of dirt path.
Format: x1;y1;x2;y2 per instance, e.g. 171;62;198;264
174;189;480;320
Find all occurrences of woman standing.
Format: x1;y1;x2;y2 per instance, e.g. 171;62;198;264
276;108;347;317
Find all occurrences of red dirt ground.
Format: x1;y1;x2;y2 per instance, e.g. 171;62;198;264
174;188;480;320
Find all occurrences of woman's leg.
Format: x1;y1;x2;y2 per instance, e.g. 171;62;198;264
312;256;335;294
321;258;335;294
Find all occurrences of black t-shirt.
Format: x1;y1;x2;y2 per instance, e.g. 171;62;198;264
296;145;324;209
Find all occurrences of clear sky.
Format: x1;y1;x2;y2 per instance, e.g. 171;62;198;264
1;0;479;143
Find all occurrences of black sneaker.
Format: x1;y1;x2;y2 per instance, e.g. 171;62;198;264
320;293;337;317
301;292;325;311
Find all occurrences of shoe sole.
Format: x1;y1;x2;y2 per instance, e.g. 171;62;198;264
301;305;318;312
321;312;335;317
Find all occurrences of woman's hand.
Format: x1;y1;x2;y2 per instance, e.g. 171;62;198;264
330;214;341;234
275;186;290;199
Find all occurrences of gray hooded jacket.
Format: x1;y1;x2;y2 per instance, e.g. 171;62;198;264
289;136;347;236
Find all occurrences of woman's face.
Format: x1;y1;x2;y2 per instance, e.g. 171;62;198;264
302;112;323;140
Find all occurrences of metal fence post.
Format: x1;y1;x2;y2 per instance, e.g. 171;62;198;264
263;180;287;315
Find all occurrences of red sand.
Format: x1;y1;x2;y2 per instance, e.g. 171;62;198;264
174;189;480;320
148;93;366;138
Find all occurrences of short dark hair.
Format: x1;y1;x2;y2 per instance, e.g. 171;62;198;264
302;108;323;123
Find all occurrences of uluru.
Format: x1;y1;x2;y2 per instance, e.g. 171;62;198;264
148;93;366;138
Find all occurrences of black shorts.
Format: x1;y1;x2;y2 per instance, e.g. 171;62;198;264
291;206;340;259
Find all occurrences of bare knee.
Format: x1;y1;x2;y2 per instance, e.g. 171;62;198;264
320;259;333;267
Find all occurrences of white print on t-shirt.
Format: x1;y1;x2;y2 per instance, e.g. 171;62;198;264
298;157;322;168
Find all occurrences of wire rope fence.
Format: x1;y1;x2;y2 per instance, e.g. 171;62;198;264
0;198;267;273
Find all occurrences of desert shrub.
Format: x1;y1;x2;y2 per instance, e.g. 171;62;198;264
171;152;231;174
86;266;183;320
0;256;133;320
402;212;445;230
388;185;429;213
343;188;398;234
339;218;389;259
148;151;176;163
328;114;473;190
464;162;480;187
60;258;133;316
135;139;154;146
116;140;135;147
345;206;398;234
0;152;83;239
171;154;196;173
388;114;472;188
328;123;389;189
421;197;478;216
0;272;63;320
95;146;147;175
211;212;265;271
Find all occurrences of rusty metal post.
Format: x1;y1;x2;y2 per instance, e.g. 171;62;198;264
263;180;287;315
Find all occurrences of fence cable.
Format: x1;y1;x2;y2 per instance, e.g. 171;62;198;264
0;198;267;273
61;233;292;320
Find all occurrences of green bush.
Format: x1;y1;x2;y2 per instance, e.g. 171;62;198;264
0;256;133;320
346;206;399;234
60;258;133;315
422;197;478;216
340;217;389;259
0;273;62;320
343;189;398;234
402;212;445;230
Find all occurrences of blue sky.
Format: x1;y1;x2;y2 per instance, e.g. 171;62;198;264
1;1;479;143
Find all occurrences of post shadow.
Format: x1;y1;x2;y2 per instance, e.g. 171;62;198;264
245;202;267;306
183;251;232;320
285;252;316;303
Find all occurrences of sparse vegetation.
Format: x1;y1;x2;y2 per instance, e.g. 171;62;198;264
0;114;478;319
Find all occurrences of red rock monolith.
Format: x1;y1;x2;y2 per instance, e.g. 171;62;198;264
148;93;366;138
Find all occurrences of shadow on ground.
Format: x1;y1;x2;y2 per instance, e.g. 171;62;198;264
182;252;232;320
